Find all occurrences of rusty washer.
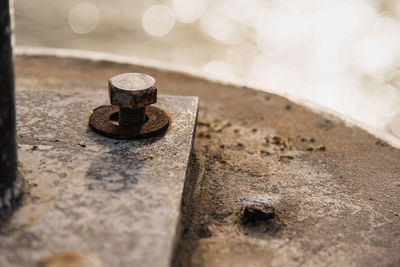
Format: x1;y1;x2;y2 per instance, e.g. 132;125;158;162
89;73;169;139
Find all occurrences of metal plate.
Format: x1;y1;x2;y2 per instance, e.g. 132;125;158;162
0;90;198;267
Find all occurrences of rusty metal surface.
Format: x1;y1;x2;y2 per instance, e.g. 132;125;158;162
12;51;400;267
108;73;157;109
89;105;169;139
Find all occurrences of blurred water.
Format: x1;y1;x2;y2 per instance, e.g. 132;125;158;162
14;0;400;140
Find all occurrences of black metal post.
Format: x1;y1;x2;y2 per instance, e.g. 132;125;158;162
0;0;18;217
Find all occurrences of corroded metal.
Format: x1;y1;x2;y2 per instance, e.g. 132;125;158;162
119;107;146;126
0;0;18;217
89;105;169;139
91;72;168;138
108;73;157;109
109;73;157;127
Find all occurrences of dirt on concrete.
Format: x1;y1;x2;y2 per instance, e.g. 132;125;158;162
15;54;400;267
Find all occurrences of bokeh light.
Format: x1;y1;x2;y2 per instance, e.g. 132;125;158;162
396;1;400;20
68;3;100;34
14;0;400;142
390;112;400;138
172;0;208;23
311;1;373;46
223;0;263;23
224;43;258;77
142;5;175;36
200;8;240;44
255;6;309;53
355;36;390;73
202;60;234;78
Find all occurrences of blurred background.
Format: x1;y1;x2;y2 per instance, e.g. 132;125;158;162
13;0;400;140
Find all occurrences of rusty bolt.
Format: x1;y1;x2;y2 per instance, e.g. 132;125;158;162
90;72;169;139
109;73;157;127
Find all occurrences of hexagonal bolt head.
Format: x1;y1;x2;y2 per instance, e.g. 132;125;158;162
108;73;157;127
108;73;157;109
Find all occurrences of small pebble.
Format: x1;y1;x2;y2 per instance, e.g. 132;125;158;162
279;155;294;162
260;150;271;156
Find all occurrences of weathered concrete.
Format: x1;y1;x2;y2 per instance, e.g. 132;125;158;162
8;51;400;267
0;89;198;267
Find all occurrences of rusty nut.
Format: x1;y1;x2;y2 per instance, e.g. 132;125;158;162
108;73;157;109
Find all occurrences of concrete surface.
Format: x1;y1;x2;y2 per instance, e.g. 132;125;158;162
0;89;198;267
3;50;400;267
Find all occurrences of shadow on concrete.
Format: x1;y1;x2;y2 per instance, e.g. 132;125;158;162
84;126;165;193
